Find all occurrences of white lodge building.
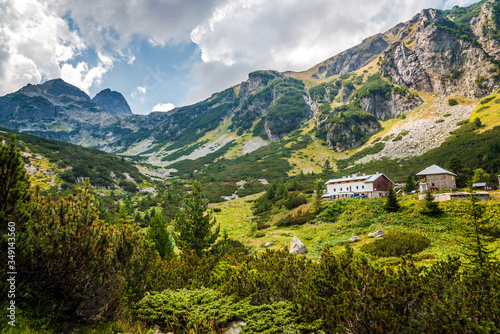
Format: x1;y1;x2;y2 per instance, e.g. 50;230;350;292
322;172;393;200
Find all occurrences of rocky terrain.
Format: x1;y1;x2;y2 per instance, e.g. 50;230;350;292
1;0;500;173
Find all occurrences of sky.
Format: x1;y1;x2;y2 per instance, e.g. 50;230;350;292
0;0;478;115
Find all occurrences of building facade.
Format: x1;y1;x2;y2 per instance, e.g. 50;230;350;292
323;172;393;200
416;165;456;192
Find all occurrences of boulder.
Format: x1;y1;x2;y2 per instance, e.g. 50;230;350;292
263;242;273;248
225;320;247;334
349;236;360;242
368;230;385;238
290;237;307;254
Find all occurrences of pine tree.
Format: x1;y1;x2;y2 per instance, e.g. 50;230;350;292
446;155;467;188
173;181;220;256
384;186;400;212
322;160;333;174
0;135;30;232
313;179;324;214
403;174;417;193
146;211;174;260
117;202;130;221
420;191;442;216
463;190;494;269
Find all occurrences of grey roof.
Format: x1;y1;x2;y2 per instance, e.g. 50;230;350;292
416;165;456;176
325;172;394;185
473;182;487;187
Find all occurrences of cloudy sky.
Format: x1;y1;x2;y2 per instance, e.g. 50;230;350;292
0;0;477;114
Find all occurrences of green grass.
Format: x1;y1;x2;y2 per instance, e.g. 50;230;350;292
210;192;500;263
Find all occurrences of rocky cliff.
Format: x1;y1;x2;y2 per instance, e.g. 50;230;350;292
92;89;132;117
380;4;500;97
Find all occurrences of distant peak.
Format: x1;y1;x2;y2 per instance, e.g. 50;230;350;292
92;89;132;117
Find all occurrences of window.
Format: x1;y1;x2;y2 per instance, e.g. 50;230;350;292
356;186;359;189
362;185;364;189
340;188;342;191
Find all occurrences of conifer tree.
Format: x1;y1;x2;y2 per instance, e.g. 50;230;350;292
421;191;442;216
463;190;494;269
146;211;174;260
173;181;220;256
0;135;30;232
322;160;333;174
384;186;400;212
313;179;324;214
403;174;417;193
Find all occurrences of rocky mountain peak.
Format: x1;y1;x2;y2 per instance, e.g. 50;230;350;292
19;78;91;101
92;89;132;117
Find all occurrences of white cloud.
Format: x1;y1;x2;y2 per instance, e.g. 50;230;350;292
0;0;87;94
187;0;478;102
152;102;175;112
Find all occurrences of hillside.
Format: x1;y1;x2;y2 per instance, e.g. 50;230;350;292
0;127;148;191
1;0;500;187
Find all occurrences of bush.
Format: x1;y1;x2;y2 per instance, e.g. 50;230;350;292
276;210;316;227
119;180;138;193
448;98;458;106
360;232;431;257
284;195;308;210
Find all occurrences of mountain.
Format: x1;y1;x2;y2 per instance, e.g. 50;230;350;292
1;0;500;184
0;79;119;143
92;88;132;117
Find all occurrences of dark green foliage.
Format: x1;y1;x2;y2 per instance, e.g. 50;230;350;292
0;135;30;231
421;191;443;216
448;98;458;106
173;181;220;256
353;73;393;100
384;186;400;212
322;159;333;174
18;181;154;320
403;174;418;193
0;128;145;188
119;180;138;193
480;95;496;104
317;201;344;222
313;179;323;214
284;194;308;210
146;211;175;260
276;210;316;227
210;230;249;257
361;232;431;257
446;154;468;188
462;191;496;268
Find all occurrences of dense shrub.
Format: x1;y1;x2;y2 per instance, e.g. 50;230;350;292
361;231;431;257
276;210;316;227
448;98;459;106
284;194;308;210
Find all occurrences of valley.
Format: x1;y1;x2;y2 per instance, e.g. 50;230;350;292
1;0;500;333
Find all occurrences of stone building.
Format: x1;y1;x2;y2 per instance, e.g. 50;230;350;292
416;165;456;192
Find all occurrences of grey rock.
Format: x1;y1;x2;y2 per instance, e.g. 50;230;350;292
290;237;307;254
224;320;246;334
349;236;360;242
92;88;132;117
368;230;385;238
263;242;273;247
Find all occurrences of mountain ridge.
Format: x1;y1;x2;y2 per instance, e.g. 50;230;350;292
1;0;500;182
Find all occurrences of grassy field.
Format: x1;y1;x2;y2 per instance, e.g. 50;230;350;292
211;192;500;264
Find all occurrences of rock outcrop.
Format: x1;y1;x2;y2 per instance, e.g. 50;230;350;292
290;237;307;254
315;35;389;78
359;92;423;120
92;89;132;117
380;7;499;98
